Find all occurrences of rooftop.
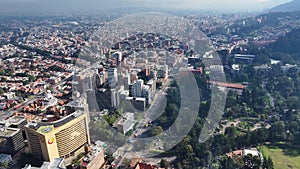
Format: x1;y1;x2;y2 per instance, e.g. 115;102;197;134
40;158;65;169
22;158;65;169
0;154;12;163
208;81;246;90
0;127;20;138
81;144;104;167
27;111;84;131
7;116;26;125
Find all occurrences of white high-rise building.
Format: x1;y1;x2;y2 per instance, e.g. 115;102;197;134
131;79;152;105
142;85;152;104
112;52;122;62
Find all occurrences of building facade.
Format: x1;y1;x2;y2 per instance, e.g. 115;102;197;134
0;127;25;155
25;111;90;162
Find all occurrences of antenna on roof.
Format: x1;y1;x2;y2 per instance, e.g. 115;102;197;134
4;121;10;132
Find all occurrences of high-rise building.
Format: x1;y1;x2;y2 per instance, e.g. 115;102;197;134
108;68;118;88
142;85;152;104
156;65;168;79
147;79;156;99
0;126;25;155
65;96;90;122
25;111;90;163
111;86;124;108
130;79;152;105
0;116;27;139
131;79;143;98
112;52;122;66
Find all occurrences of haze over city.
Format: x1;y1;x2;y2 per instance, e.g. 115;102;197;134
0;0;293;14
1;0;300;168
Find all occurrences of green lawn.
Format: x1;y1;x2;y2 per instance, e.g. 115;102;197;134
262;145;300;169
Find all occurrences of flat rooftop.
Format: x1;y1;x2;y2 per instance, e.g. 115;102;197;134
0;111;12;122
0;127;20;138
40;158;65;169
7;116;26;125
27;111;85;131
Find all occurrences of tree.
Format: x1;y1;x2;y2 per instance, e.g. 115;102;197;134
105;153;114;164
225;126;237;137
160;159;170;168
28;75;36;82
0;161;9;168
0;70;5;76
176;162;183;169
122;158;131;168
243;154;261;169
149;125;163;136
263;156;274;169
270;121;287;141
0;88;4;95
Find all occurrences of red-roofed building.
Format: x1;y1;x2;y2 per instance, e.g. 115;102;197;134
208;81;246;90
134;162;158;169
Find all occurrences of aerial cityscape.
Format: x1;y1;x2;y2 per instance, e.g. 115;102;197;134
0;0;300;169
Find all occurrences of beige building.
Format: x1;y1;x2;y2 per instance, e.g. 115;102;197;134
80;143;105;169
25;111;90;162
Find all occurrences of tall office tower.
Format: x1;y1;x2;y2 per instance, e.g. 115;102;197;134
0;125;25;155
24;111;90;163
156;65;168;79
74;73;84;94
123;75;131;90
111;85;124;109
65;96;90;122
112;52;122;66
142;85;152;105
131;79;144;98
108;68;118;88
147;79;156;99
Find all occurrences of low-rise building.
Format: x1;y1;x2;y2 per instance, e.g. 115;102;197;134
80;143;105;169
114;113;135;135
22;158;66;169
125;97;146;112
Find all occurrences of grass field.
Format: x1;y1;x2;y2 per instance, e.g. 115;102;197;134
262;144;300;169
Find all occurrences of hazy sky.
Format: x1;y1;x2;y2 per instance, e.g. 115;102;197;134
0;0;293;14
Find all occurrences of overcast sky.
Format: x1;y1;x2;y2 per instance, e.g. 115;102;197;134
0;0;293;15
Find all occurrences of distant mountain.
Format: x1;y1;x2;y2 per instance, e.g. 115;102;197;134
270;0;300;12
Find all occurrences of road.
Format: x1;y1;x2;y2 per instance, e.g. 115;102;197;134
5;74;73;116
114;79;170;168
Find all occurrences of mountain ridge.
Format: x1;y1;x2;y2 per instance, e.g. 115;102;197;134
270;0;300;12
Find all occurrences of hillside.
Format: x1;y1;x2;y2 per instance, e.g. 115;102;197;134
270;0;300;12
268;28;300;63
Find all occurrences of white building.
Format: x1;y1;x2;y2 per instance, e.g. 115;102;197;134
22;158;66;169
131;79;152;105
112;52;122;65
156;65;168;79
114;113;135;135
142;85;152;104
